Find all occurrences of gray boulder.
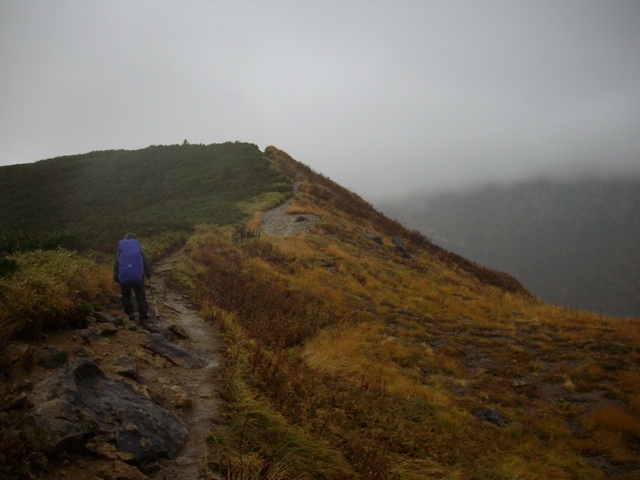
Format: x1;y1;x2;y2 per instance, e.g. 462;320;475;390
34;346;68;369
80;327;103;345
393;236;412;259
474;408;509;427
28;358;188;464
145;333;205;369
364;233;383;245
114;355;138;380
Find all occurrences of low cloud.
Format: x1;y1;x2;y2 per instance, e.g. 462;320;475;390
1;0;639;200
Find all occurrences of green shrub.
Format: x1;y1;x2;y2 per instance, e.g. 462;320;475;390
0;253;17;278
0;142;292;255
0;249;110;347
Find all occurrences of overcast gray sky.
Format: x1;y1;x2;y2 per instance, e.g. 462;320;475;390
1;0;639;200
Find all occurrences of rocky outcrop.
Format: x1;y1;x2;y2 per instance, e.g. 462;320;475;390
474;408;509;427
28;358;188;465
144;333;206;369
393;236;412;259
364;232;383;245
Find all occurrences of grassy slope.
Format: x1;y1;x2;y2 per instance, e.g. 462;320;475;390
2;143;639;478
177;147;640;479
0;142;292;255
0;141;292;355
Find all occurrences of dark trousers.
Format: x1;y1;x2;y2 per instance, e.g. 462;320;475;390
120;282;149;320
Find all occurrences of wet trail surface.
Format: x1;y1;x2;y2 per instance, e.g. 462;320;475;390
146;251;224;480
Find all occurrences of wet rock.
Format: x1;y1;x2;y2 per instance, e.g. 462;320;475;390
393;236;412;259
28;358;188;464
364;233;383;245
97;323;118;337
146;324;173;339
31;398;86;453
34;346;68;369
72;346;95;358
80;328;103;344
474;408;509;427
114;355;138;380
94;311;115;324
13;379;33;392
167;322;189;340
145;333;206;369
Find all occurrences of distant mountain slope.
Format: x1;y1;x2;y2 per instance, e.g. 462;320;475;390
0;142;291;253
379;177;640;318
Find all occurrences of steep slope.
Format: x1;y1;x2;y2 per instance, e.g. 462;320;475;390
379;178;640;318
2;146;639;479
175;148;640;479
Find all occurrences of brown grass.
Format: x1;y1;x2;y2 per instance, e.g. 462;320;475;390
175;147;639;479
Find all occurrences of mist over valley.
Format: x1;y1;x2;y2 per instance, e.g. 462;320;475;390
378;174;640;318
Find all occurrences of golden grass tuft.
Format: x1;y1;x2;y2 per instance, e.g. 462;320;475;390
588;405;640;436
570;362;606;383
0;249;110;345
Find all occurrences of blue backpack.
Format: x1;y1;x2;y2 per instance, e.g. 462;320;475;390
117;239;144;286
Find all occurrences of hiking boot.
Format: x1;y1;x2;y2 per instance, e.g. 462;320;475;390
139;316;151;329
128;313;136;322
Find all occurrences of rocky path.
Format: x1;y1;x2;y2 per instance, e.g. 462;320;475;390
259;181;322;236
2;250;224;480
146;250;224;479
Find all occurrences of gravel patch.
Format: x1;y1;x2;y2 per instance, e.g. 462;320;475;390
259;182;322;236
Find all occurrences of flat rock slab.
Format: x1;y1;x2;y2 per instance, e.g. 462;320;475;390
145;333;205;369
28;358;188;465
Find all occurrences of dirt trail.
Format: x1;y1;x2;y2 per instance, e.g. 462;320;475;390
3;250;224;480
259;181;321;236
146;250;224;479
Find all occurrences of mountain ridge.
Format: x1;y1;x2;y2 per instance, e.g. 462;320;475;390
1;144;639;479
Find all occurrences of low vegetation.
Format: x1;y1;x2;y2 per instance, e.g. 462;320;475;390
174;148;640;479
0;249;111;352
1;144;638;478
0;141;292;255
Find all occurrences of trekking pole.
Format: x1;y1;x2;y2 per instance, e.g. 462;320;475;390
148;280;159;319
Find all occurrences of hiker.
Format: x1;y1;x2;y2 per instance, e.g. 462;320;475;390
113;233;152;323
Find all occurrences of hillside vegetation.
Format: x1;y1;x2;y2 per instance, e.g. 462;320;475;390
1;145;639;479
378;178;640;318
0;142;291;351
172;148;640;479
0;142;292;255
